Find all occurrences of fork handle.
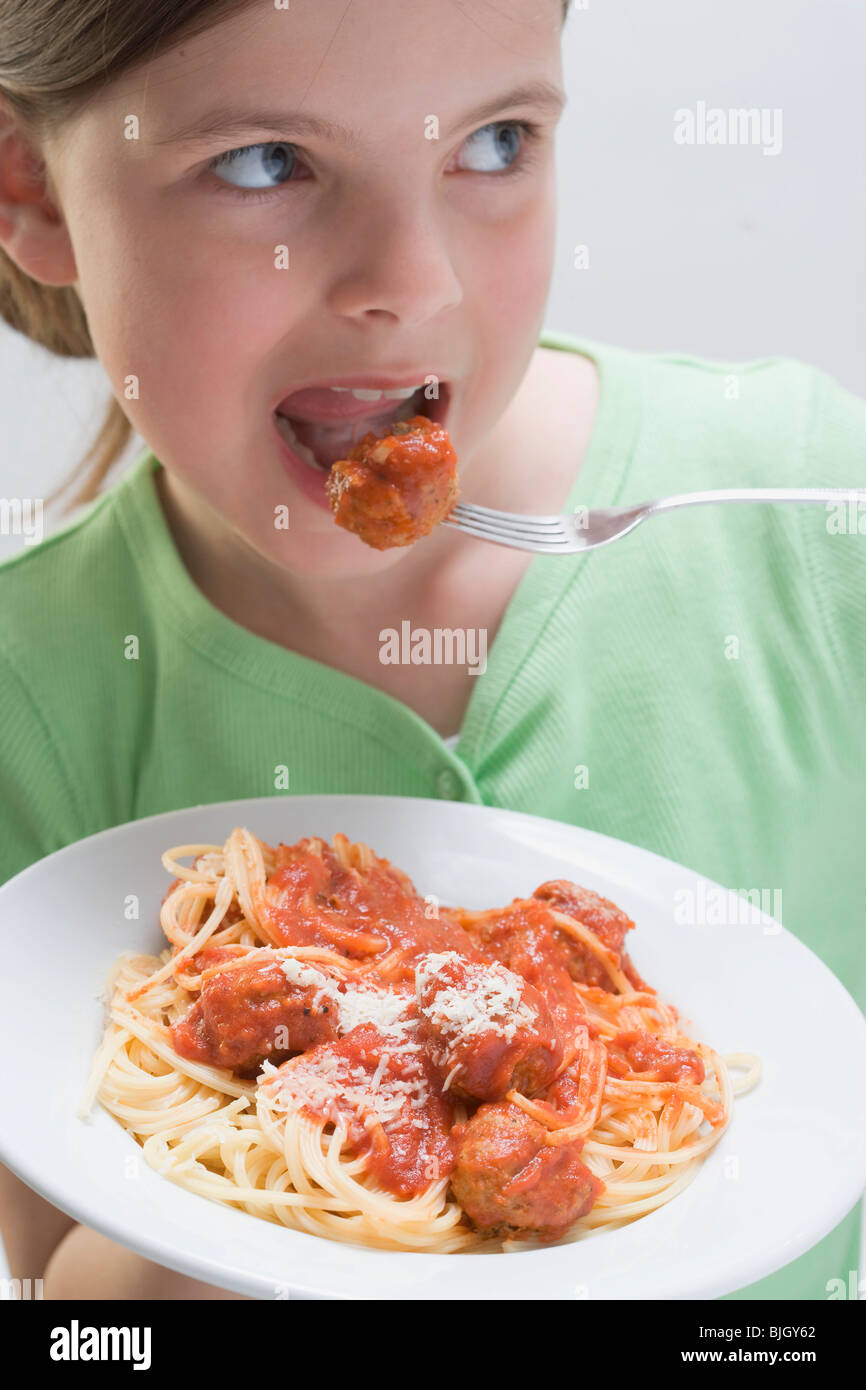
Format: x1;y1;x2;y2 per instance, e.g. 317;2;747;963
650;486;866;512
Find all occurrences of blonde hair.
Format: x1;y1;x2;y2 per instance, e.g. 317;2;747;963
0;0;573;516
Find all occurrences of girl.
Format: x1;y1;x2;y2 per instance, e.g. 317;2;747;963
0;0;863;1302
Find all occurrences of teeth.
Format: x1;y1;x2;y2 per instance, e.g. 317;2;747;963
329;384;423;400
274;413;328;472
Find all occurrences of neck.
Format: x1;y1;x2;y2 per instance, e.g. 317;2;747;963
154;459;471;656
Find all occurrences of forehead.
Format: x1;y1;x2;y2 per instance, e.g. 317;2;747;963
93;0;564;146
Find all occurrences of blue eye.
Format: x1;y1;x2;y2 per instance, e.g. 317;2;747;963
207;141;300;191
457;120;536;174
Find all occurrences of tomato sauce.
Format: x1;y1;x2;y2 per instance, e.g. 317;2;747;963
609;1030;705;1084
262;836;488;978
260;1022;456;1197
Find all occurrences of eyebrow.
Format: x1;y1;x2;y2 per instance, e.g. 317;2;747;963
153;80;567;150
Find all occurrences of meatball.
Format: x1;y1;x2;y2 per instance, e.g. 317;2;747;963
326;414;458;549
458;902;588;1054
533;879;647;990
170;951;338;1075
415;950;563;1102
451;1101;603;1241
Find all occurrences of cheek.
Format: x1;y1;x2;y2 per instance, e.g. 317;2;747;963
86;239;298;447
71;174;302;411
471;190;555;384
479;188;556;322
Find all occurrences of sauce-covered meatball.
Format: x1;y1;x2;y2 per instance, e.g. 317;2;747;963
170;951;338;1075
533;879;646;990
326;414;458;549
451;1101;603;1240
415;950;563;1102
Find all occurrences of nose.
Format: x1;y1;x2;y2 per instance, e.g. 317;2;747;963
324;196;463;326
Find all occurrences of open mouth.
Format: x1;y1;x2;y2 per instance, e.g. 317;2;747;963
275;382;450;474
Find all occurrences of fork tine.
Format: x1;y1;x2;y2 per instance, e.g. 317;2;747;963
450;501;565;528
446;513;572;545
441;518;569;552
447;505;570;542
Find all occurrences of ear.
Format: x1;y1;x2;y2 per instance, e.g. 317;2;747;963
0;101;77;286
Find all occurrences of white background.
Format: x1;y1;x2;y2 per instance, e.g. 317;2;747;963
0;0;863;1289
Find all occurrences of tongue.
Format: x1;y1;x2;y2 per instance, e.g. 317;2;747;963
287;413;391;469
282;389;423;469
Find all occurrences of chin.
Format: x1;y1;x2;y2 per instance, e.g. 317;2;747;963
247;505;413;581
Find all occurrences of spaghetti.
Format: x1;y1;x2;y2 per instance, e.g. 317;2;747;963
82;828;760;1253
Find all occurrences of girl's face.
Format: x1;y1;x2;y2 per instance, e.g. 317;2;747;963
42;0;566;575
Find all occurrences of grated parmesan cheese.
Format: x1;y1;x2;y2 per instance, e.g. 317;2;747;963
259;1036;430;1135
279;956;414;1038
414;950;537;1047
260;957;431;1135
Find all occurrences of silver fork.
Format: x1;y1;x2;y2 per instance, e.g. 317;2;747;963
442;487;866;554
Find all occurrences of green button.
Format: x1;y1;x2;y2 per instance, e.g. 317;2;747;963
436;768;460;800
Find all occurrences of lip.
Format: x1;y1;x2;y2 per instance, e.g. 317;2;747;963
271;381;452;512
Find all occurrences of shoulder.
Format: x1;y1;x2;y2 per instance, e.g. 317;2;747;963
539;331;866;490
617;343;866;680
542;336;865;508
0;453;154;668
630;343;866;503
0;459;157;880
629;343;865;483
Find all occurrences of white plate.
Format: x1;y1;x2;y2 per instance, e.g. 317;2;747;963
1;794;864;1300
